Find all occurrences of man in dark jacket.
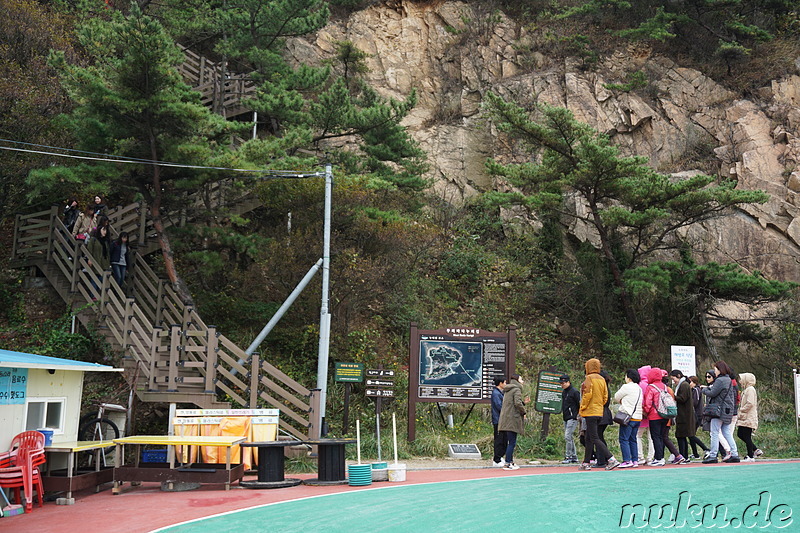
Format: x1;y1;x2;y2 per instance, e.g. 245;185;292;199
560;374;580;464
491;377;507;467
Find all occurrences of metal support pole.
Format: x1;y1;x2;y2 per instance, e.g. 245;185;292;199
245;259;323;356
316;164;333;436
227;259;322;378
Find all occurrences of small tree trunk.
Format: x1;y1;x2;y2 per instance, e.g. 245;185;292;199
150;212;194;305
149;130;194;306
589;200;639;335
697;296;718;360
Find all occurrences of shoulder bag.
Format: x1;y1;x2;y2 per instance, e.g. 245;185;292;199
613;388;641;426
702;382;731;419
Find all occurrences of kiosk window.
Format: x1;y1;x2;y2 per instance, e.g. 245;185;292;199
25;398;65;433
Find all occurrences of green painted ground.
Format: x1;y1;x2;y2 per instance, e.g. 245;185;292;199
157;463;799;532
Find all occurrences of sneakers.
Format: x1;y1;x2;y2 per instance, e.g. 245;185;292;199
681;457;692;464
503;462;519;470
492;460;505;467
589;459;597;466
578;463;592;470
702;455;718;464
723;455;740;463
688;454;698;460
605;458;620;470
754;449;763;458
618;461;634;468
671;455;685;465
648;459;666;467
742;456;756;462
561;457;578;464
703;451;711;460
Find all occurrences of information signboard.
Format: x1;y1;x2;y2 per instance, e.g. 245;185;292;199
535;370;563;414
0;368;27;405
408;324;516;441
411;328;514;402
334;362;364;383
670;345;696;377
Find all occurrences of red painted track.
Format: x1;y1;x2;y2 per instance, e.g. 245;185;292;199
1;461;793;533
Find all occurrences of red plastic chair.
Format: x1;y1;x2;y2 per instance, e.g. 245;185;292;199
0;447;44;513
0;431;46;469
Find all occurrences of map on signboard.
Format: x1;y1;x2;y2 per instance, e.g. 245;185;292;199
419;341;482;387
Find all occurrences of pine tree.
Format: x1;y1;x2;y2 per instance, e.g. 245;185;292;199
31;4;238;303
483;92;769;336
626;252;795;356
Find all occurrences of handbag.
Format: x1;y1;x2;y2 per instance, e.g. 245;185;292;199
703;402;722;418
703;381;732;419
614;388;641;425
613;409;631;425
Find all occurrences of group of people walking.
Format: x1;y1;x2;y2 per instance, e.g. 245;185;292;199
490;358;761;471
63;195;130;289
559;359;761;470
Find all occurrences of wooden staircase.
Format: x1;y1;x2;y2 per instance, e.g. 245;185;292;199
177;45;256;119
11;205;320;440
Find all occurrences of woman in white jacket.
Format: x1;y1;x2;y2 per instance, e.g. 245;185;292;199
614;369;644;468
736;372;762;461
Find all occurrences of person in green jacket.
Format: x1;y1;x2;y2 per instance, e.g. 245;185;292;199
498;373;528;471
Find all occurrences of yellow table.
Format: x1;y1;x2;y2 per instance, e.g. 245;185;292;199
112;435;246;492
43;440;116;505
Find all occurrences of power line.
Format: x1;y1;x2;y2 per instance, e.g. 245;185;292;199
0;139;325;178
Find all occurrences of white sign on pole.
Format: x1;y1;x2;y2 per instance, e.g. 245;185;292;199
670;345;696;378
794;370;800;429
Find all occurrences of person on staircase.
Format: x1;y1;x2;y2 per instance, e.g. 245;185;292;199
110;231;130;289
72;206;97;241
85;225;111;300
92;195;108;218
63;197;80;233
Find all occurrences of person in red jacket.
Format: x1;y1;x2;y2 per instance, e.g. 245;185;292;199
643;367;669;466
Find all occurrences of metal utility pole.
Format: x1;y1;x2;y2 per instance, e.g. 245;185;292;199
316;164;333;436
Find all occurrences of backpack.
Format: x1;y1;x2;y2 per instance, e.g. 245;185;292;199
649;384;678;419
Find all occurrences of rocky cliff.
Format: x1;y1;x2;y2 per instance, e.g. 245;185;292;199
288;0;800;283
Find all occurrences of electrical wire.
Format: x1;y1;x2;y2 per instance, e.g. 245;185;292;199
0;139;326;178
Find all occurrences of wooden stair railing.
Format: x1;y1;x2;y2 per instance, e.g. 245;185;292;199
177;45;256;118
101;179;262;258
11;205;320;439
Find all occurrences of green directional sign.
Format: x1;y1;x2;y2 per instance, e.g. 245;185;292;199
335;362;364;383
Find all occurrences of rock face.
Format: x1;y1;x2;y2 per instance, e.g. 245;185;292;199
288;1;800;283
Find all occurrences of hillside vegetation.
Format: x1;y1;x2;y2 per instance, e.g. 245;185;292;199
1;0;799;447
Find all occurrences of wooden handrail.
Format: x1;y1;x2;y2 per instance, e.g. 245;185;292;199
11;202;316;438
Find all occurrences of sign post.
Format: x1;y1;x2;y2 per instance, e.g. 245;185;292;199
334;363;364;434
366;368;395;461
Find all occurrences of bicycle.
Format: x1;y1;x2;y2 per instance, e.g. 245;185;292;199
78;403;127;466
